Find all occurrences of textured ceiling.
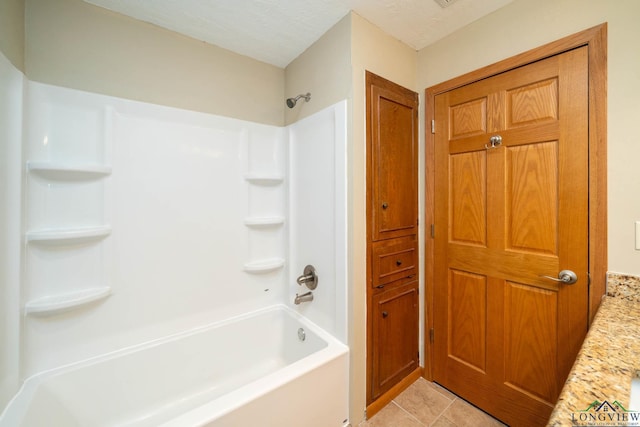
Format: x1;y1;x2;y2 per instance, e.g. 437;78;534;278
83;0;514;68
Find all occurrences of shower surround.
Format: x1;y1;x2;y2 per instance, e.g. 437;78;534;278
0;52;349;425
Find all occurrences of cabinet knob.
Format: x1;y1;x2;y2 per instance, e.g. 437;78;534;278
376;284;385;289
396;260;402;266
382;311;388;318
382;202;388;209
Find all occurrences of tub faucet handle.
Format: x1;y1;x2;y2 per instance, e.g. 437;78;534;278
296;265;318;290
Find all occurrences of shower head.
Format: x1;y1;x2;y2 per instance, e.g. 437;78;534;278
286;93;311;108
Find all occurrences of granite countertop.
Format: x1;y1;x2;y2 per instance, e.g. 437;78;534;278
547;273;640;426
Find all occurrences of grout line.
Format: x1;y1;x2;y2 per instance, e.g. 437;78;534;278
391;393;460;427
426;396;457;427
428;414;446;427
391;401;429;426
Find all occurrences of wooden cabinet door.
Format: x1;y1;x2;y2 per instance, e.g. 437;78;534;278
367;72;418;241
433;47;589;426
371;283;419;401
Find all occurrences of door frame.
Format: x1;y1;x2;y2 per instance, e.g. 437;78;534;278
424;23;607;381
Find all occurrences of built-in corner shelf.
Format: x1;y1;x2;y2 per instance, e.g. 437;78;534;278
244;173;284;186
25;286;111;316
27;161;112;180
244;216;285;228
243;258;285;273
26;225;112;243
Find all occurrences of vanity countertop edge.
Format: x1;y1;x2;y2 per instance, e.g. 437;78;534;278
548;272;640;426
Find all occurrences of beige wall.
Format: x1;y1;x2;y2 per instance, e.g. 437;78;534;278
24;0;285;126
350;12;417;424
417;0;640;276
0;0;25;71
284;14;351;126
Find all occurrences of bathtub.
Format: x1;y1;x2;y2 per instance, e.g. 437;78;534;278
0;305;350;426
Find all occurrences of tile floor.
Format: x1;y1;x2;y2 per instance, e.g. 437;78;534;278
359;378;507;427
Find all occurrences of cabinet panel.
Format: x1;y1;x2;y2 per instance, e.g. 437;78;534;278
368;76;418;241
371;282;419;401
371;238;417;289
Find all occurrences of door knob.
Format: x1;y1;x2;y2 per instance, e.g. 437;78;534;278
541;270;578;285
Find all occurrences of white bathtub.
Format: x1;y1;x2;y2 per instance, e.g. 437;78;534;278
0;305;350;426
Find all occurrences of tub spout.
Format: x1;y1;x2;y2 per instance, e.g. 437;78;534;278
294;291;314;305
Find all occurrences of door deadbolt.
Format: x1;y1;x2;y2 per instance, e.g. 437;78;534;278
485;135;503;149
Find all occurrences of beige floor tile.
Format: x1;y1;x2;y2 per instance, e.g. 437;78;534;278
425;380;458;400
393;378;454;425
441;398;507;427
430;415;457;427
363;379;506;427
360;402;424;427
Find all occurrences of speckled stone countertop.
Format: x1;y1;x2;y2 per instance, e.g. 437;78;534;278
547;273;640;426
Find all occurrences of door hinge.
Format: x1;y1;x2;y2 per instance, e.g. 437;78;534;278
431;119;435;134
429;328;434;344
417;351;420;359
430;224;435;238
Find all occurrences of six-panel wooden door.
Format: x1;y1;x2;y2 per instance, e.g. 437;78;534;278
433;47;589;426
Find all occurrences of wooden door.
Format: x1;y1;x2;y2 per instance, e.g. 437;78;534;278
371;282;419;400
368;73;418;242
433;47;589;426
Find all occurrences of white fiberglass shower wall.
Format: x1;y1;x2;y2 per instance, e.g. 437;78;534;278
0;51;24;409
289;107;347;343
22;81;288;376
0;50;348;410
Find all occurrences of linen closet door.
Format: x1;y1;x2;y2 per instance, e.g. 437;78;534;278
433;47;589;426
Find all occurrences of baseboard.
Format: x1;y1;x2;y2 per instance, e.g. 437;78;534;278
365;366;423;420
